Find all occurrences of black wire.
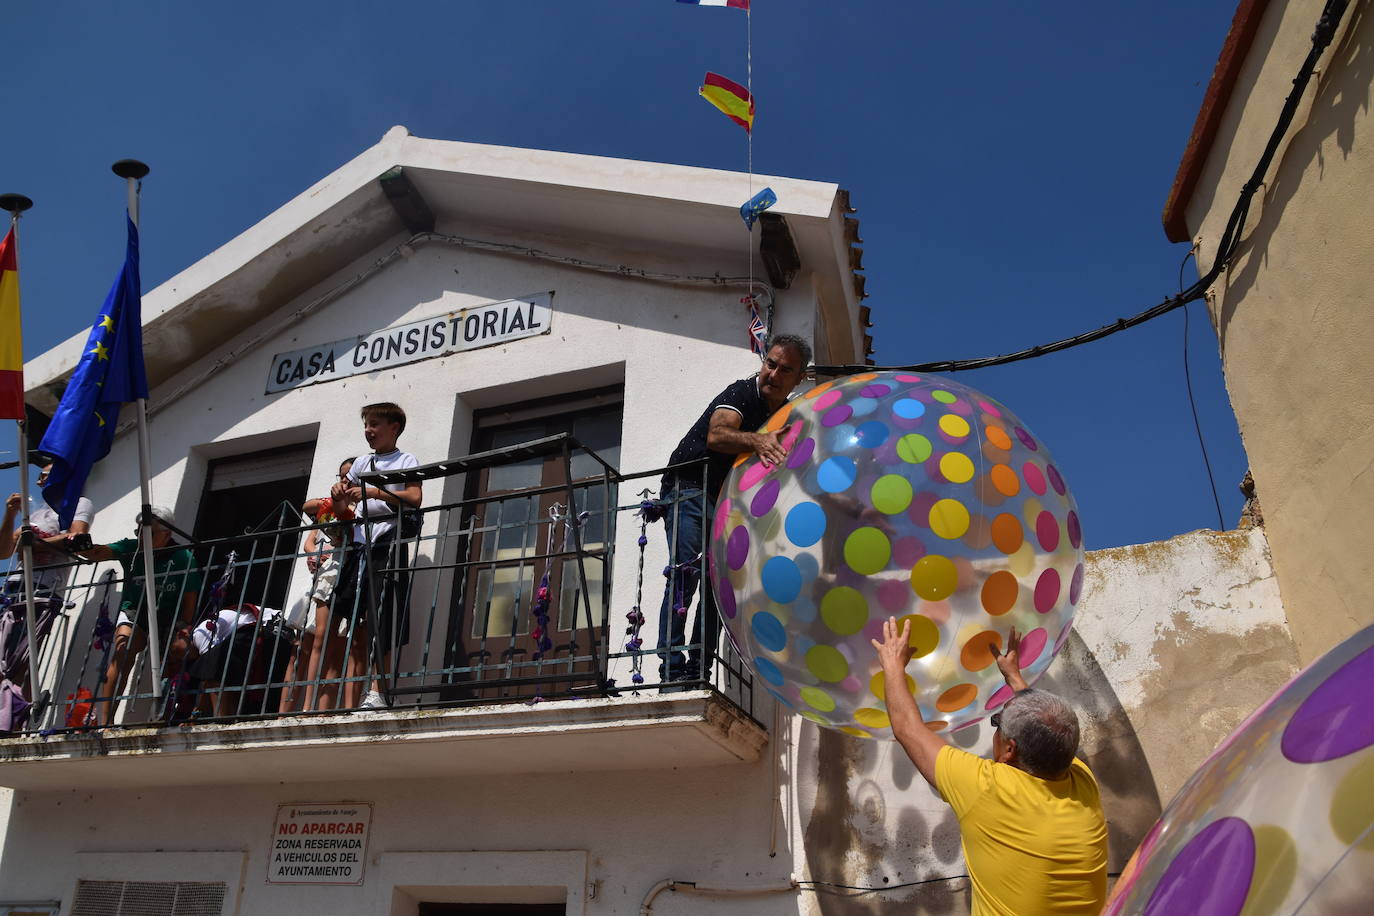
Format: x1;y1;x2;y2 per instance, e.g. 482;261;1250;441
1182;299;1227;531
815;0;1350;378
796;875;968;895
797;871;1123;895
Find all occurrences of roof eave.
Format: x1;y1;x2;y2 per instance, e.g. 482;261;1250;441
1161;0;1274;244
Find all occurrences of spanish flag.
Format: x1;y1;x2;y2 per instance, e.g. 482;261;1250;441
0;226;22;420
699;72;754;133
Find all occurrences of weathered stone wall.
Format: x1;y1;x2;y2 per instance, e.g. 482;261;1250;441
787;525;1296;913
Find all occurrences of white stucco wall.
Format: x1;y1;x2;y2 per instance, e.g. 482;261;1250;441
34;221;825;709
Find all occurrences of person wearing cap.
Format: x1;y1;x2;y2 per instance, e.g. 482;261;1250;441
77;507;202;726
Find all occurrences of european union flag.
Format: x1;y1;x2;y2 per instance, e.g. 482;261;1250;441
740;187;777;229
39;216;148;529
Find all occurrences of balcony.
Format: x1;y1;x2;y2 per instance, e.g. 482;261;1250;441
0;436;767;788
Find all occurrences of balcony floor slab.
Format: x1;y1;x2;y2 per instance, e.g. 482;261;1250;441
0;691;767;790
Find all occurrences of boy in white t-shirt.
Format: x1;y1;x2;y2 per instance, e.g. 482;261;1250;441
329;403;421;709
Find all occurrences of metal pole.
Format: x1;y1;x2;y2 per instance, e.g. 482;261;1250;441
112;160;163;705
1;193;47;729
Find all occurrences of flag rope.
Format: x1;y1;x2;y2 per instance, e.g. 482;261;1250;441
747;2;755;336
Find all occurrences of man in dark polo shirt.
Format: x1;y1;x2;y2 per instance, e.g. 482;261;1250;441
656;334;810;683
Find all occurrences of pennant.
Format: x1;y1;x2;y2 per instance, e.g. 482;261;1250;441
746;298;767;355
699;72;754;132
0;227;22;420
39;216;148;529
740;187;777;229
677;0;750;8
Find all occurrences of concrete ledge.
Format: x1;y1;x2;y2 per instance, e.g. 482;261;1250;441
0;691;768;790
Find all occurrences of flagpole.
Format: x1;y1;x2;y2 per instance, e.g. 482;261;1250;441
111;159;162;705
0;193;45;724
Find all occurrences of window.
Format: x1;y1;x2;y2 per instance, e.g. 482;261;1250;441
194;442;315;609
449;387;621;695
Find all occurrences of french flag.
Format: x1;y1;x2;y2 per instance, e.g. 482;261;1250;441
677;0;750;9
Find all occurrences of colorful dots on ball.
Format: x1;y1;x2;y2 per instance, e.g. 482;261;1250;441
854;707;892;729
929;498;971;539
981;571;1019;616
1280;642;1374;763
844;527;891;575
800;686;837;712
1103;624;1374;916
806;645;849;682
939;414;971;440
753;655;785;686
960;630;1004;672
762;555;803;604
725;525;750;570
818;456;857;492
893;399;925;420
785;501;826;547
896;433;932;464
750;610;787;652
900;614;941;658
985;425;1013;450
821;587;869;636
871;474;914;515
869;669;916;700
911;554;958;601
937;683;978;712
1034;568;1061;613
712;370;1083;739
939;452;975;484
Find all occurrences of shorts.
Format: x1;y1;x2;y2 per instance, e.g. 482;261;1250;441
330;535;412;657
116;607;179;636
307;552;342;605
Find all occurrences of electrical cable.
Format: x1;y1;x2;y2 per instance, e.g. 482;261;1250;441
1176;243;1227;529
1183;301;1227;530
796;875;968;895
814;0;1350;378
797;870;1123;896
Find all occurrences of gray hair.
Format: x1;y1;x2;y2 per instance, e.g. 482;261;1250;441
1001;688;1080;778
764;333;812;369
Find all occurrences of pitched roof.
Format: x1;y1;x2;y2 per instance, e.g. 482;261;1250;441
25;126;862;411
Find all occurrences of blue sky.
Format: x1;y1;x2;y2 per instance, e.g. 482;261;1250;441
2;0;1247;549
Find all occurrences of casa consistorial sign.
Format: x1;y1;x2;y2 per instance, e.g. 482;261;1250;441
266;291;553;394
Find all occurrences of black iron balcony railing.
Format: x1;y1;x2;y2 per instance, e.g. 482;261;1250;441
0;435;758;739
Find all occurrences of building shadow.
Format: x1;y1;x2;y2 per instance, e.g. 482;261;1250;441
1036;629;1163;870
1216;2;1371;342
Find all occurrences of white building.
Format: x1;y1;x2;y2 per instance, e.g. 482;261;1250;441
1;127;889;915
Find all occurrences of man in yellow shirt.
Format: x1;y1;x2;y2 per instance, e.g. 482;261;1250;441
872;617;1108;915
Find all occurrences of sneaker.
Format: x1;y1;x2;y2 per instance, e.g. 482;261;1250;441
360;690;388;709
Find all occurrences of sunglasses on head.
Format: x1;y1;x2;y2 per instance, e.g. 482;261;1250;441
990;712;1003;729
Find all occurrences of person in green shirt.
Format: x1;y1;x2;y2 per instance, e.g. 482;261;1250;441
78;507;202;726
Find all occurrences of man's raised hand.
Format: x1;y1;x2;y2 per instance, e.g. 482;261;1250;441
871;615;915;673
994;625;1030;691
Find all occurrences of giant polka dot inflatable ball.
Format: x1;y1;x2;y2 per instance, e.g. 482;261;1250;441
1104;623;1374;916
708;371;1084;738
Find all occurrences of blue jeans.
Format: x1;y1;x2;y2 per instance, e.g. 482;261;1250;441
655;487;717;680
